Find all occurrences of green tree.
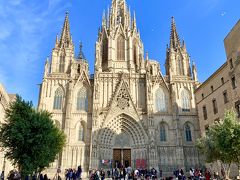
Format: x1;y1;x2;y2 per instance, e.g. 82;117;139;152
0;95;66;177
196;110;240;179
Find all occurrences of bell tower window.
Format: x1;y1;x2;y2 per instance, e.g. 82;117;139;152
117;36;125;61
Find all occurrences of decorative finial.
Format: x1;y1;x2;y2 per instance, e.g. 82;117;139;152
78;41;86;60
146;52;149;61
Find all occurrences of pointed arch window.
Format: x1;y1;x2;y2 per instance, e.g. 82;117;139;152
117;36;125;61
77;87;88;111
177;57;184;75
102;37;108;70
59;55;65;73
133;40;138;67
155;88;167;112
185;124;192;142
78;125;84;141
160;124;167;142
181;89;191;112
53;87;64;110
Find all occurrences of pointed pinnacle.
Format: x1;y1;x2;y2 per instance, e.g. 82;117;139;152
60;12;72;47
78;41;86;60
170;16;181;49
55;34;59;47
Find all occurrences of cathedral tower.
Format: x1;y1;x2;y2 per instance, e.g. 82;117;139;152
165;17;192;78
95;0;145;73
50;13;74;74
38;12;92;175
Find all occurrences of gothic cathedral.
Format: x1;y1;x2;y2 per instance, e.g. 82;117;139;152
38;0;202;175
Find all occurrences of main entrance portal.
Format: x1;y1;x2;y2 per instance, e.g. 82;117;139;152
94;114;148;170
113;149;131;168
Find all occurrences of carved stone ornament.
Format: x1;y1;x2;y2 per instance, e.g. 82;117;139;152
117;87;130;110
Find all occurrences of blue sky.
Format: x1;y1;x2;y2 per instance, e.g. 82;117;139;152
0;0;239;106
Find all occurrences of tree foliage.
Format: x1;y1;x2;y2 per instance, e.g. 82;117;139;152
196;110;240;178
0;95;66;176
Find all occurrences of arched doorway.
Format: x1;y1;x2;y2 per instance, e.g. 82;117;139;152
113;133;132;168
96;114;147;169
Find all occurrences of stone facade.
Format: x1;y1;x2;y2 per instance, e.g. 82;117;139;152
38;0;203;175
0;83;15;174
195;20;240;135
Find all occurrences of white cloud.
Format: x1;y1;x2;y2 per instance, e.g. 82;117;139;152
0;0;72;103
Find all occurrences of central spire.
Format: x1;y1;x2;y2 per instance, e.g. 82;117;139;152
108;0;130;29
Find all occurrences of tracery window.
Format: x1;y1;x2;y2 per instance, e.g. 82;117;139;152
77;87;88;111
59;55;65;73
78;125;84;141
181;89;191;112
117;36;125;61
185;124;192;142
53;87;64;110
155;88;167;112
160;124;167;142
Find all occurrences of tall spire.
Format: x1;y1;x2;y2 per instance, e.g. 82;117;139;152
59;12;72;48
170;17;181;49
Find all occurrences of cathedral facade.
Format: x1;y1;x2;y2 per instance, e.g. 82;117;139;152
38;0;202;175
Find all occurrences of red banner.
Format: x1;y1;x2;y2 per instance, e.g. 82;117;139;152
136;159;146;169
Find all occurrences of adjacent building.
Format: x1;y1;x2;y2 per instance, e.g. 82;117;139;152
0;83;15;175
195;20;240;135
38;0;203;176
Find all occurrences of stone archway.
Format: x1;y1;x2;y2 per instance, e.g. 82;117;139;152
95;113;147;169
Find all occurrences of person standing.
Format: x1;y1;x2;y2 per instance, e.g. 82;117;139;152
77;166;82;180
189;168;194;179
0;171;4;180
205;169;211;180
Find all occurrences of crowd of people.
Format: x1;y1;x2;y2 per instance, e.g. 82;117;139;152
0;169;50;180
0;166;83;180
0;166;227;180
172;168;212;180
64;166;82;180
89;167;158;180
88;167;224;180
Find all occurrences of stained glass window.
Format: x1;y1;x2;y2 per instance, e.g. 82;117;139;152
155;88;167;112
53;87;64;110
77;87;88;111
